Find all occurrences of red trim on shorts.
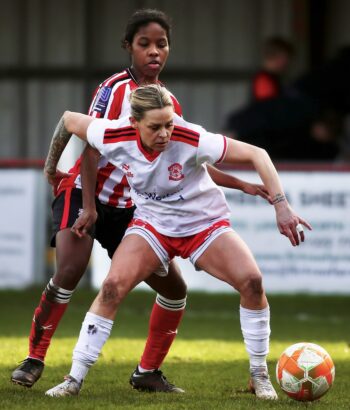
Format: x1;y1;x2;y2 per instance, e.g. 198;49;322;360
128;219;231;259
60;188;73;229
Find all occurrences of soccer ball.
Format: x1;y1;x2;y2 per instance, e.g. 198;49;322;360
276;342;335;401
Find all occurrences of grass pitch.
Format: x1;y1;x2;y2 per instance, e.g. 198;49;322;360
0;288;349;409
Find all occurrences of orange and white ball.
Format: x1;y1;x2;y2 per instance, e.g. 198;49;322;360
276;342;335;401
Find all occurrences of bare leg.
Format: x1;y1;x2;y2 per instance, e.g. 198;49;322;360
196;231;267;309
54;229;94;289
11;229;94;388
90;234;162;319
195;231;277;400
145;260;187;299
29;229;94;360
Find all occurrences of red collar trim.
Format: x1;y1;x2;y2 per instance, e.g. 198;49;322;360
136;129;161;162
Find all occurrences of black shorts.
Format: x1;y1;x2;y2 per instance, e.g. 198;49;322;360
51;188;135;258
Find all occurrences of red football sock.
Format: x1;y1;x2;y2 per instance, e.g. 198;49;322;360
29;292;68;361
140;302;185;370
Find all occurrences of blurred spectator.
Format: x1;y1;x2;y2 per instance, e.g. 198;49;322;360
339;115;350;161
252;37;294;101
224;47;350;161
293;46;350;115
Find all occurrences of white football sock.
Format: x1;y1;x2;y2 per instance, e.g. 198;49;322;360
70;312;113;384
240;305;270;370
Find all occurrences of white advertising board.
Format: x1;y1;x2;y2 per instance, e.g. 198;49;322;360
92;171;350;294
222;171;350;293
0;169;46;288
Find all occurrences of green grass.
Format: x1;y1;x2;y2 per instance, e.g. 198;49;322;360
0;288;349;409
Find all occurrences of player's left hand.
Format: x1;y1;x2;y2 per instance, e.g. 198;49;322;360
243;183;272;203
44;168;72;195
275;203;312;246
71;208;98;238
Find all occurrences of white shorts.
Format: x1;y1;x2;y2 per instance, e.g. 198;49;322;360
124;218;233;273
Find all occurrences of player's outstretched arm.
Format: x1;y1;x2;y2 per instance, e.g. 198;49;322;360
207;165;272;203
222;139;312;246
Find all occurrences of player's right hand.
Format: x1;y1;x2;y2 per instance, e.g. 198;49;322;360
71;208;98;238
243;182;272;203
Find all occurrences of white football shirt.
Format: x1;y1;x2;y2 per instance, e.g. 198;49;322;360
87;114;230;237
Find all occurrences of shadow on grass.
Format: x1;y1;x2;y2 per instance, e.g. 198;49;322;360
0;289;349;342
1;360;348;410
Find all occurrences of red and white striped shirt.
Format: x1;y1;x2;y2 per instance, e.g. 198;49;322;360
57;68;182;208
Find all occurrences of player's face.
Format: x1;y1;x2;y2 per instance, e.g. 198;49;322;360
131;106;174;153
128;22;169;81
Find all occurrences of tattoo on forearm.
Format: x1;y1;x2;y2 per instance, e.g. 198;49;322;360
44;116;72;175
272;193;286;205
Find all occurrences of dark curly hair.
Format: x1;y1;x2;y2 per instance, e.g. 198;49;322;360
122;9;172;49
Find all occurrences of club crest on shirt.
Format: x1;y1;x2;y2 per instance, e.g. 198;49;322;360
168;163;184;181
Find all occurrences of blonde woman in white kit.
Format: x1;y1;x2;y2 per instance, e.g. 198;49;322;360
45;84;311;400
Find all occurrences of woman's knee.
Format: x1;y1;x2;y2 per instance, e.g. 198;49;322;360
53;262;86;289
157;265;187;299
238;272;264;298
99;277;127;308
146;271;187;299
162;277;187;299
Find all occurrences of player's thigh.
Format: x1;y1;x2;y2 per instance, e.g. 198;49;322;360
54;228;94;289
105;233;163;295
195;231;261;290
145;260;187;299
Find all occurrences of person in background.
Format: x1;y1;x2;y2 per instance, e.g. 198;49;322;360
224;46;350;161
252;37;294;101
